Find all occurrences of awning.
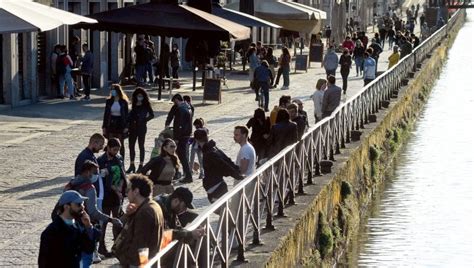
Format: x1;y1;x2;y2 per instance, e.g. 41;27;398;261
0;0;97;34
74;2;250;41
211;2;281;28
226;1;326;34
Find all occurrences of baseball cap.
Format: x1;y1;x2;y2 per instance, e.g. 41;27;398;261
58;190;88;206
170;187;194;209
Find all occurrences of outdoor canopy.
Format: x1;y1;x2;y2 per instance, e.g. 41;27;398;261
211;2;281;29
74;2;250;41
0;0;97;34
226;0;326;34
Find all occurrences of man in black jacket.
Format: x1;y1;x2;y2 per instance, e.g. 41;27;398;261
194;129;244;203
165;94;193;183
39;191;96;268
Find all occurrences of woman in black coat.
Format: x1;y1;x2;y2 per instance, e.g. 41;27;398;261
126;87;154;173
339;48;352;94
246;108;271;161
102;84;129;158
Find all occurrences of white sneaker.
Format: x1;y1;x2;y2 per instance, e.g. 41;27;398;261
92;251;102;264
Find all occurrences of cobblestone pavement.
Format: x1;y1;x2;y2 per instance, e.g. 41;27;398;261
0;18;421;265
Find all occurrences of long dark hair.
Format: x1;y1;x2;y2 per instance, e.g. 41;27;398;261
131;87;151;110
160;138;180;169
253;108;266;122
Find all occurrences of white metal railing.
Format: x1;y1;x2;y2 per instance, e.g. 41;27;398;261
144;9;464;268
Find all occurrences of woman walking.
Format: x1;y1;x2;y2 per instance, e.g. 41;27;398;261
339;48;352;94
140;138;180;196
310;79;327;123
126;87;154;173
102;84;129;158
280;47;291;90
264;47;278;86
353;40;365;76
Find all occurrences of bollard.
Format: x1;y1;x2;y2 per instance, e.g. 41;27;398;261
408;72;415;78
350;130;363;141
417;63;422;69
319;160;333;174
402;79;409;86
381;100;390;108
426;54;432;59
369;114;377;122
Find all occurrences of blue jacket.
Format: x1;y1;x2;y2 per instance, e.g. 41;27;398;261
323;51;339;71
254;65;273;83
74;147;97;176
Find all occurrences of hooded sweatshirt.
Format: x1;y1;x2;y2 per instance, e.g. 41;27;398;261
201;140;243;191
69;175;110;223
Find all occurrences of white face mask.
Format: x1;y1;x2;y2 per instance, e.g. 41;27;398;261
137;95;144;102
90;174;99;184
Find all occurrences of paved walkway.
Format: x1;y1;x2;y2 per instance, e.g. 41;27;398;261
0;10;423;266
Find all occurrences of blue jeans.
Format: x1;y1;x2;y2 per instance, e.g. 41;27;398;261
325;69;336;77
177;137;192;180
259;81;270;110
355;57;363;74
190;143;204;177
135;64;146;83
145;62;154;83
80;252;92;268
282;66;290;87
59;71;75;97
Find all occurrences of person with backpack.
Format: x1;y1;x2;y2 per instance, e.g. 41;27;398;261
193;129;244;203
57;45;76;100
66;160;123;265
96;138;127;257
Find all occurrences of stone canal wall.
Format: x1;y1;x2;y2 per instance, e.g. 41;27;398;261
260;10;466;268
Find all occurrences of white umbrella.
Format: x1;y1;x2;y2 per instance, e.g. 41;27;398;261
0;0;97;34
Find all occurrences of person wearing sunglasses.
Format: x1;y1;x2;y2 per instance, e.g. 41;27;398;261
140;138;180;197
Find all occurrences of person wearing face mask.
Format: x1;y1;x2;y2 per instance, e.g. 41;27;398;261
102;84;129;159
140;138;180;197
67;160;123;265
96;138;127;257
126;88;154;173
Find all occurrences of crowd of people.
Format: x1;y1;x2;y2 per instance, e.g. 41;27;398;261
39;5;433;266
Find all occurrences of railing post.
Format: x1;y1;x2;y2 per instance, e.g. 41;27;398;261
221;203;229;268
265;166;275;230
236;188;246;262
252;176;261;245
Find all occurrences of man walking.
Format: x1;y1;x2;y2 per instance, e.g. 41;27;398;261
193;129;243;203
112;174;164;267
39;191;96;268
321;75;342;118
322;46;339;77
165;94;193;183
80;44;93;101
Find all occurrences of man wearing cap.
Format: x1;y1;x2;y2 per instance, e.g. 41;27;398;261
155;187;198;230
39;191;97;268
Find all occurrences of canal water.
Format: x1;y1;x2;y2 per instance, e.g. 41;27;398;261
345;11;474;267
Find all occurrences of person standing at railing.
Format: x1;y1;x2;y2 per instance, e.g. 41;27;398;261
193;129;244;203
247;108;271;162
310;79;327;123
112;174;164;267
388;46;401;69
267;109;298;157
287;104;306;140
363;52;377;86
321;75;342;118
399;36;413;59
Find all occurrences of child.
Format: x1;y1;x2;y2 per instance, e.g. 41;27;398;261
190;118;208;179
